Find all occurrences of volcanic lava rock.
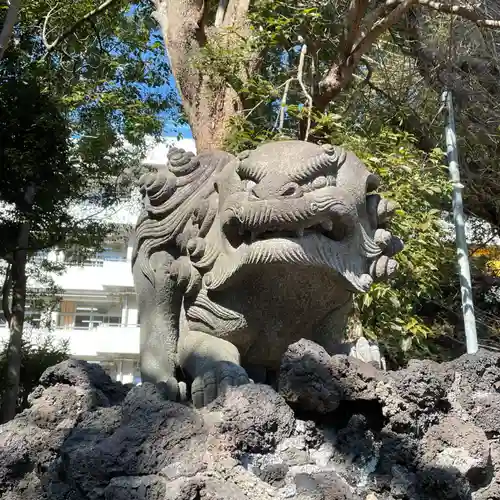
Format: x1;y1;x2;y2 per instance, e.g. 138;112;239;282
2;345;500;499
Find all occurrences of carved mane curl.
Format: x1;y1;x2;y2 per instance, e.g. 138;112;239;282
132;147;235;284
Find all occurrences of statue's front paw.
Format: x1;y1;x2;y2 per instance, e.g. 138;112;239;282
191;361;250;408
348;337;386;371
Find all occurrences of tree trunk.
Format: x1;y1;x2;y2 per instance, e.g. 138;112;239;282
0;0;21;61
1;183;35;423
1;221;29;423
153;0;252;151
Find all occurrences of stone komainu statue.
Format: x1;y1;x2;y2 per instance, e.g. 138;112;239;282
132;140;403;407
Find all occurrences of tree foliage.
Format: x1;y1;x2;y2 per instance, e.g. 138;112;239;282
0;0;178;420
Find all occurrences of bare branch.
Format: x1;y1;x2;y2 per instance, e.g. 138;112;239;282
42;3;60;50
277;78;292;131
275;42;313;139
0;0;21;61
365;0;500;30
2;264;12;324
41;0;120;58
416;0;500;28
296;43;313;141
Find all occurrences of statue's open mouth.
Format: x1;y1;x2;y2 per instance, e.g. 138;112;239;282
238;218;351;246
203;217;381;294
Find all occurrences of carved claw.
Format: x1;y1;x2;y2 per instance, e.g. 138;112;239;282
358;274;374;291
377;198;398;225
374;230;404;257
366;195;398;228
369;255;398;281
175;228;198;254
191;361;250;408
187;237;206;261
384;236;404;257
155;376;186;402
170;257;201;295
237;149;251;160
192;200;209;226
348;337;386;371
374;228;392;248
366;194;380;228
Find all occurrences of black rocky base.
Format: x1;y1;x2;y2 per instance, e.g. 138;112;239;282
1;339;500;500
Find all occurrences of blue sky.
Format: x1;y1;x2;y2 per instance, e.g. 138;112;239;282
163;120;193;138
124;4;194;141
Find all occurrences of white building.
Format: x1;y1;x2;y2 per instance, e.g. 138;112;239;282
0;137;196;384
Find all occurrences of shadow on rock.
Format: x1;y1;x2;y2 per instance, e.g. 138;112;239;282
1;344;500;499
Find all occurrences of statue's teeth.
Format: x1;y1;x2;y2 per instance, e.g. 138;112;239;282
321;220;333;231
250;232;257;242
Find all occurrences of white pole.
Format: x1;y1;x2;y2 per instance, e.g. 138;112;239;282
442;90;478;354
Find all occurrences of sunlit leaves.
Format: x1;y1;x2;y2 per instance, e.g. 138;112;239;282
336;128;455;364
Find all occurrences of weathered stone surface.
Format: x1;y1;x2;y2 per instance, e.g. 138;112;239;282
420;416;491;486
473;440;500;500
295;471;360;500
446;350;500;436
378;358;452;434
103;476;166;500
209;383;295;453
254;463;289;487
279;339;344;413
279;339;383;414
4;350;500;500
38;358;128;405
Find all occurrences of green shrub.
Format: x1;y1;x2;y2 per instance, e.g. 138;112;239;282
0;335;69;413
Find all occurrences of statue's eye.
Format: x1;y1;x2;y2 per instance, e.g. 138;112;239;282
281;183;300;197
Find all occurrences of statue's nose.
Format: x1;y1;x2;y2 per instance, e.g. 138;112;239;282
251;174;297;199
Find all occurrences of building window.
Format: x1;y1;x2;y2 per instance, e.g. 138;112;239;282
65;241;128;267
57;299;122;330
25;311;42;327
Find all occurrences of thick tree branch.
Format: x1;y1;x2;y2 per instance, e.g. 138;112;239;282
317;0;500;110
0;0;21;61
41;0;120;57
317;0;418;109
215;0;229;27
352;0;418;62
367;0;500;28
275;41;312;139
342;0;370;56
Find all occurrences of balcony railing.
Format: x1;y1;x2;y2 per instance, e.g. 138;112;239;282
67;255;128;268
0;323;141;356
